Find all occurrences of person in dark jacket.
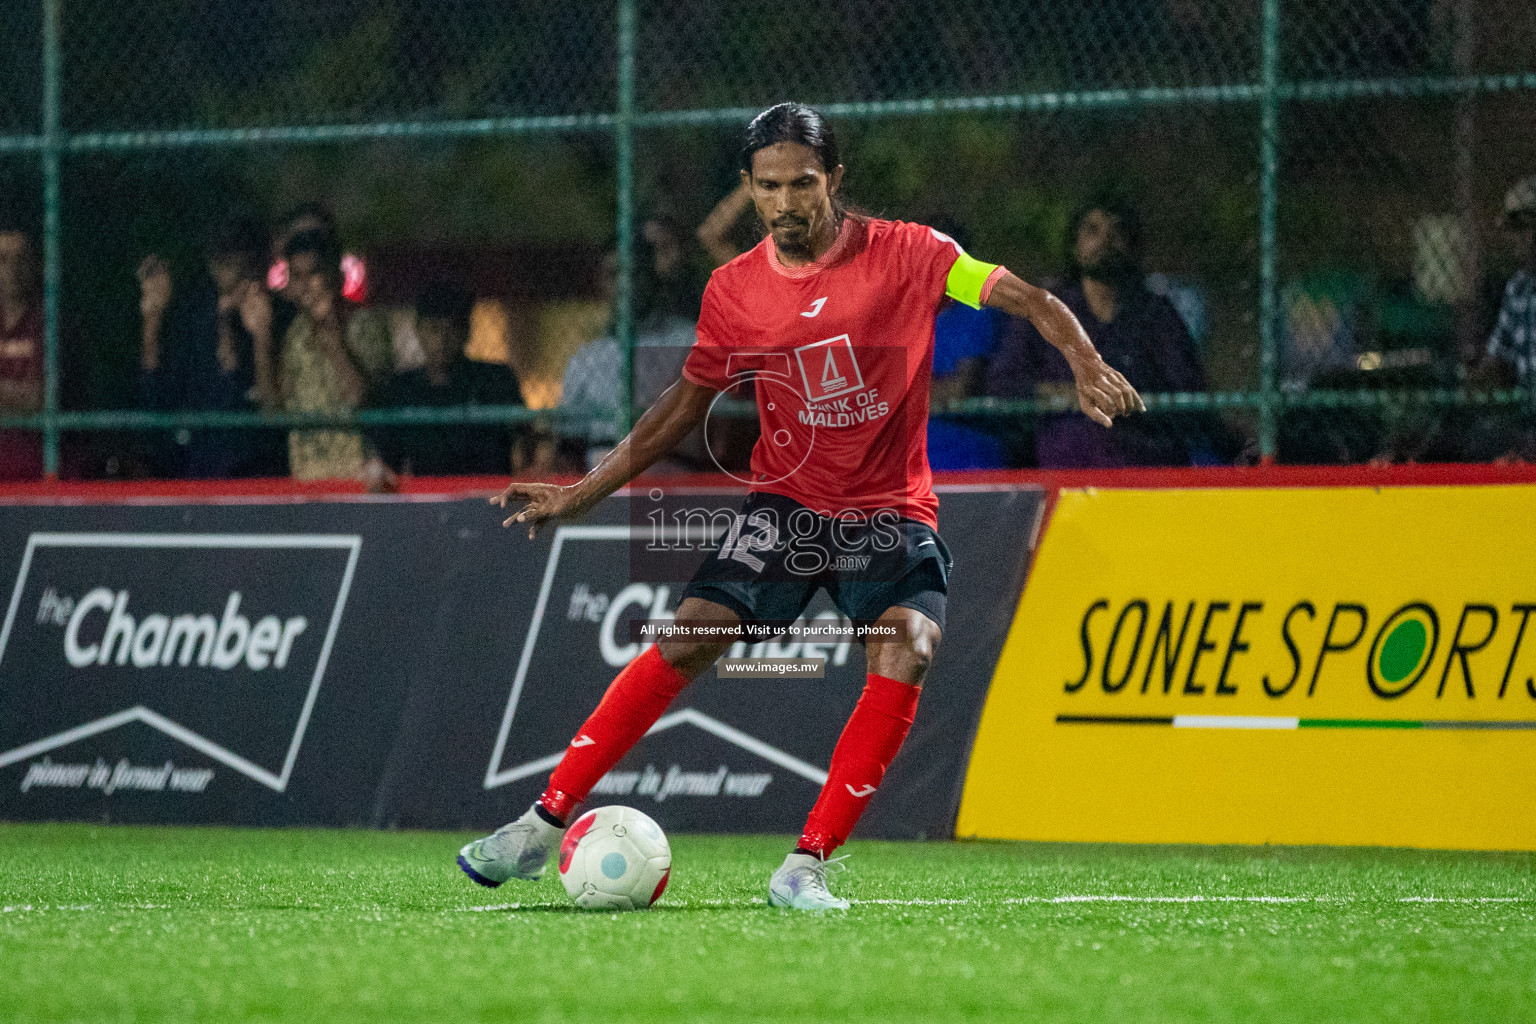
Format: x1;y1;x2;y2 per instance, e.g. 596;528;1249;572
138;216;284;478
988;196;1232;467
375;283;524;477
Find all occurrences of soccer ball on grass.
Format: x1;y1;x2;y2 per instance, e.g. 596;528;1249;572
558;805;671;911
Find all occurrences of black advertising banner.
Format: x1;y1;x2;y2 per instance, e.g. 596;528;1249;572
0;501;437;827
3;533;355;790
0;486;1042;839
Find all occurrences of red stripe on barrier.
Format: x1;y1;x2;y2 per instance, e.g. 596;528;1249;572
2;462;1534;505
930;463;1536;490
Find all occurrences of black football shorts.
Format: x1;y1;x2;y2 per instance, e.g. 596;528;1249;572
680;491;952;632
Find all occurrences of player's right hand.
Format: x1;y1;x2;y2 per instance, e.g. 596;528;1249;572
1069;355;1144;429
491;481;586;539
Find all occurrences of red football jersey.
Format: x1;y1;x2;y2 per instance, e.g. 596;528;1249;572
682;216;963;528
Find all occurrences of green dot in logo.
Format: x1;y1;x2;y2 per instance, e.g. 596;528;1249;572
1378;619;1428;683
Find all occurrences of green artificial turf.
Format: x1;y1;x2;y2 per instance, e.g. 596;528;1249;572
0;824;1533;1023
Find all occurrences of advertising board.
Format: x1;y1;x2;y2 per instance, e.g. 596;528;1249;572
0;485;1041;838
958;485;1536;850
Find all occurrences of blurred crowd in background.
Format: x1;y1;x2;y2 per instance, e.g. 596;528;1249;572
2;0;1535;483
2;170;1535;485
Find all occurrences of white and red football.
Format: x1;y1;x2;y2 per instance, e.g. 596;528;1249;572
558;805;672;911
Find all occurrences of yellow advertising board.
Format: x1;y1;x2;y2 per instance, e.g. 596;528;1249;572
957;485;1536;850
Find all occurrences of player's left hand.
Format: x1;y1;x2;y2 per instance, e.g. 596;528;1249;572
491;481;588;539
1069;356;1144;428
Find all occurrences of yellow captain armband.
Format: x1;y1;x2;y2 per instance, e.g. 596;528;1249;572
944;248;1007;309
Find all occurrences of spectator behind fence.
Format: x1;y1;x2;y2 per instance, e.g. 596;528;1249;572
373;283;525;476
987;196;1222;467
269;201;366;305
558;250;622;466
0;221;42;480
279;228;393;481
559;213;732;472
1485;176;1536;459
137;216;285;478
266;203;332;341
265;202;367;358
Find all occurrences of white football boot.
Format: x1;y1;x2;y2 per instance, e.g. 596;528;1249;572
768;851;851;911
457;806;564;888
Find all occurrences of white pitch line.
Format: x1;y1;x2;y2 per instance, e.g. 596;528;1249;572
1397;896;1529;903
1048;895;1312;904
455;894;1535;911
463;904;533;912
866;895;1535;906
458;898;765;912
1;903;171;913
7;896;1529;916
861;895;1317;906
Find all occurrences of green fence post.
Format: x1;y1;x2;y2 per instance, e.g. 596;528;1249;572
615;0;636;439
1257;0;1281;462
40;0;62;478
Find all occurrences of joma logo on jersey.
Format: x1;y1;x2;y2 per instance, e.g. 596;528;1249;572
794;335;864;403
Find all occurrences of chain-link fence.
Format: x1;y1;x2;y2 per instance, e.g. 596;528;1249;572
0;0;1533;477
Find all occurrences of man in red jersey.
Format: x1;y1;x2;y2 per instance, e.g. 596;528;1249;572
458;103;1142;910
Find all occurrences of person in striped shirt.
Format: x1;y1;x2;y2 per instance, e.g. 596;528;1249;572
1487;177;1536;384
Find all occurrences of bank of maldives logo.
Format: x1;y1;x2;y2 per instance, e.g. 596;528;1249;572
0;533;360;792
794;335;864;403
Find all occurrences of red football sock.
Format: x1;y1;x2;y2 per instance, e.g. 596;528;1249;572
540;645;691;823
797;673;921;856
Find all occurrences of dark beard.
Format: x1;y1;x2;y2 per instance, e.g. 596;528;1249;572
773;226;813;260
1080;250;1139;284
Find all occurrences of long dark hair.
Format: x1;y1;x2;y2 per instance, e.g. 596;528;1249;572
283;228;344;290
1066;194;1144;282
740;103;847;219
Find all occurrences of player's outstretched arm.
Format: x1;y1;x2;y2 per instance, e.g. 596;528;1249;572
491;378;716;538
984;272;1145;428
